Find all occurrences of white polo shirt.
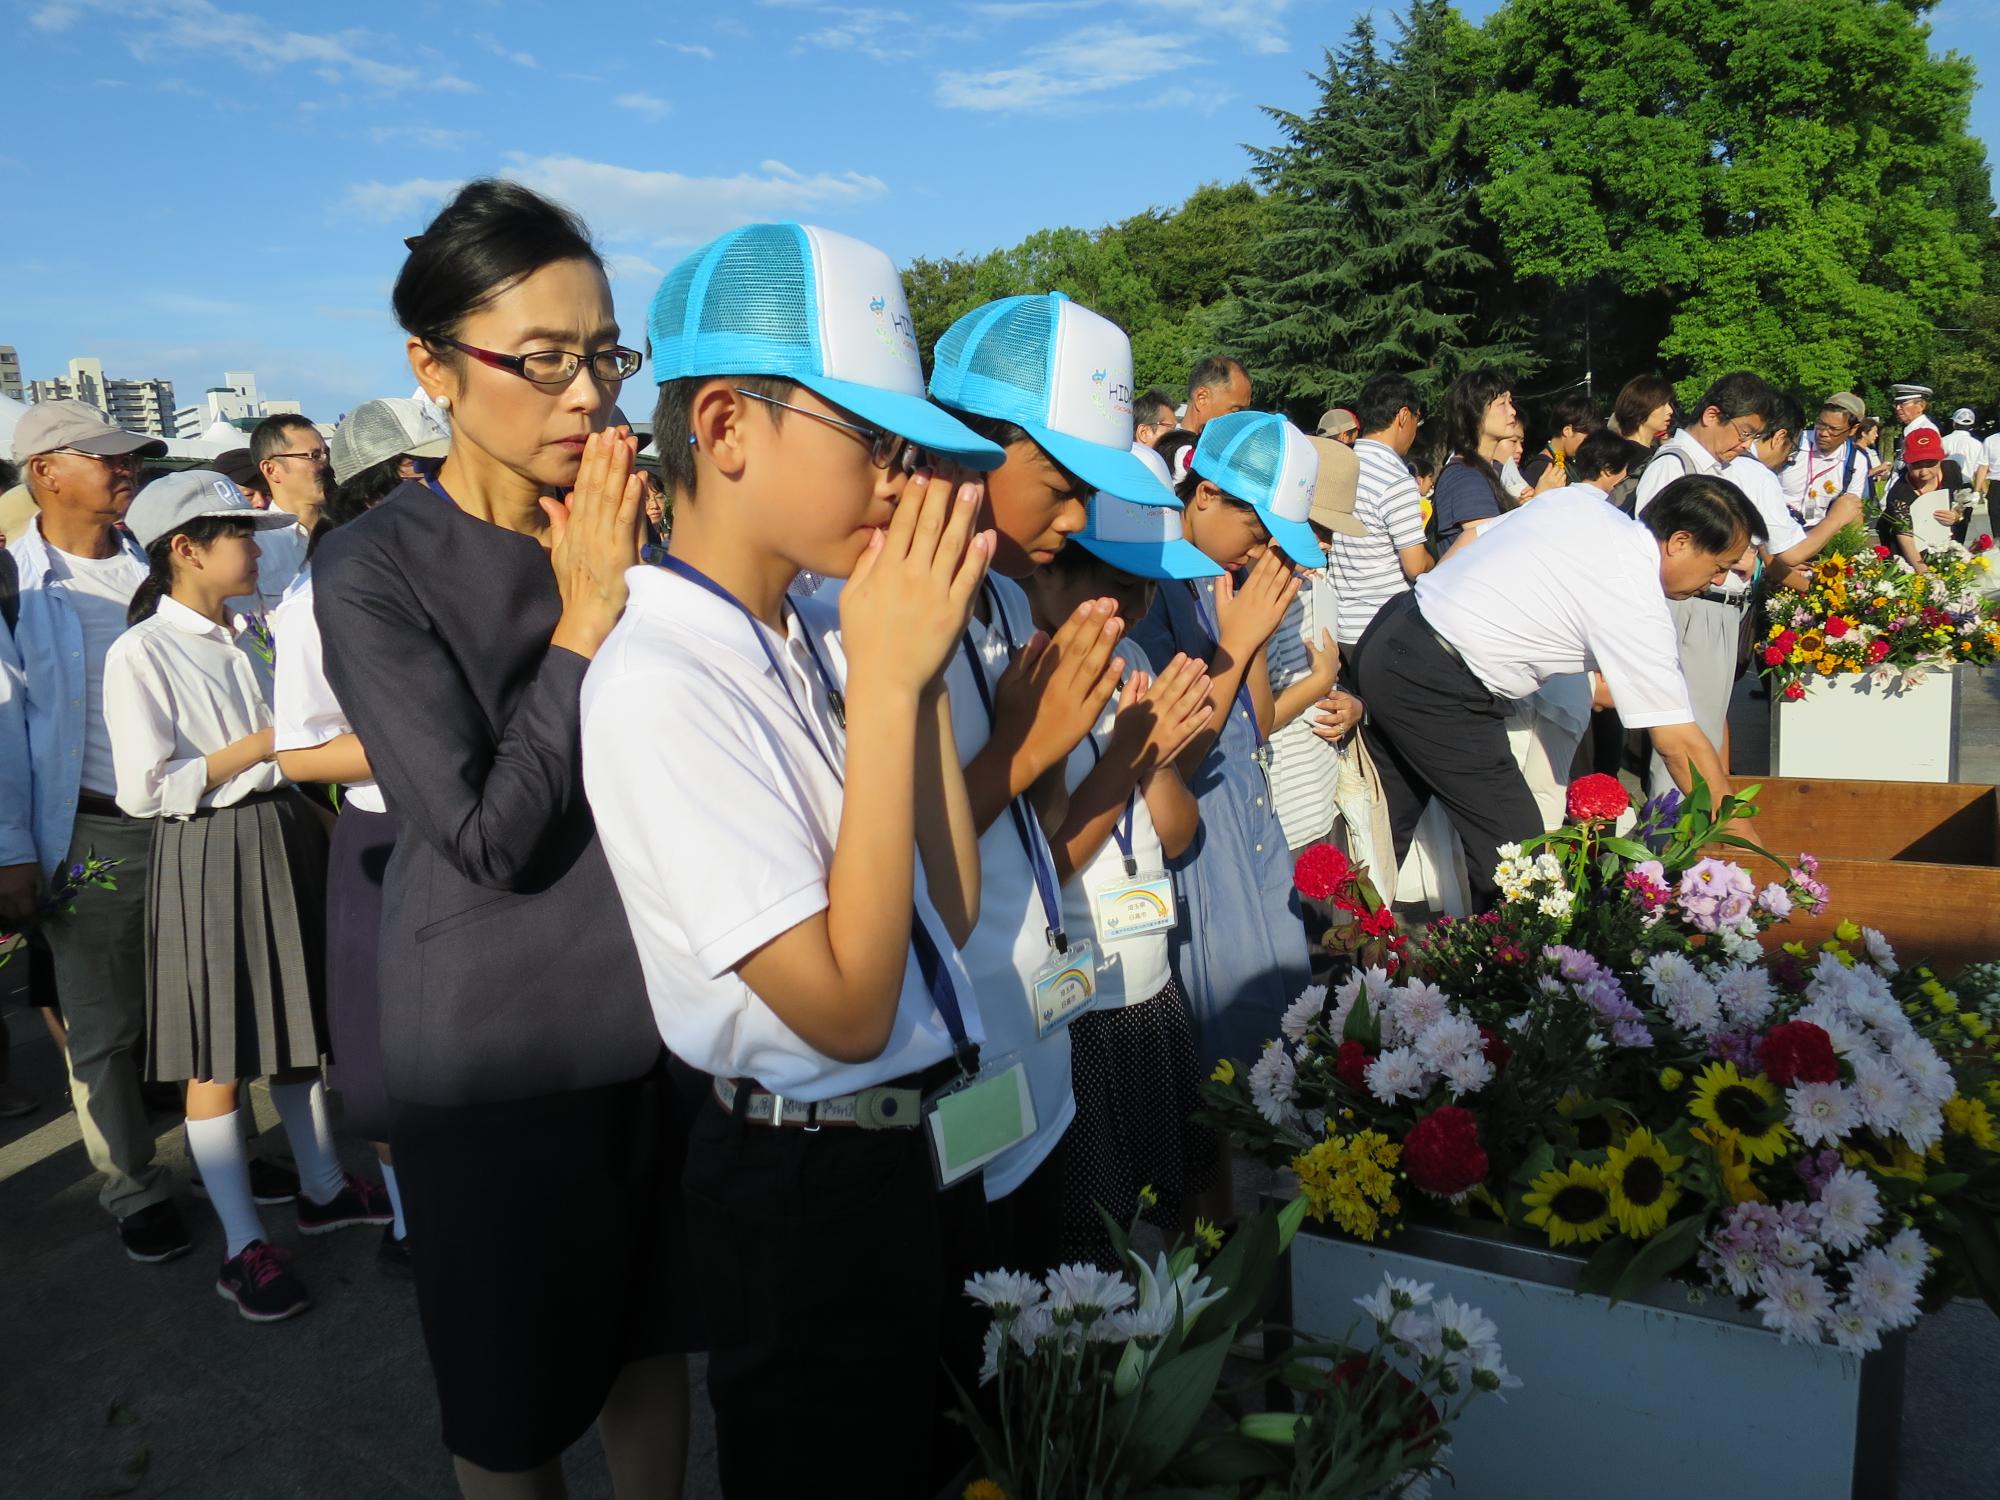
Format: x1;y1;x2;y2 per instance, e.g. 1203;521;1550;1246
579;565;983;1104
1943;429;1985;504
226;514;311;617
943;572;1075;1201
1633;427;1725;514
1414;489;1694;729
1056;638;1171;1008
1782;437;1863;525
271;572;386;814
1983;433;2000;480
1723;455;1806;585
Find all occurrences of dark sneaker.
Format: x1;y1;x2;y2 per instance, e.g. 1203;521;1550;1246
296;1172;395;1235
216;1240;310;1322
119;1200;193;1264
377;1224;413;1279
0;1082;39;1119
193;1157;300;1206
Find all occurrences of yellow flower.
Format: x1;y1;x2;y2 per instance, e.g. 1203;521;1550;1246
1695;1127;1763;1204
1523;1161;1614;1246
1211;1059;1236;1085
1689;1062;1792;1164
1605;1128;1685;1239
1944;1095;2000;1152
1782;941;1809;958
1292;1129;1403;1242
1932;993;1959;1015
1137;1183;1158;1210
1964;1014;1990;1041
964;1481;1008;1500
1192;1217;1225;1255
1834;919;1862;943
1658;1067;1685;1091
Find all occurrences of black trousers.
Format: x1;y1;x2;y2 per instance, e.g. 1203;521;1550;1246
1352;593;1545;911
684;1098;948;1496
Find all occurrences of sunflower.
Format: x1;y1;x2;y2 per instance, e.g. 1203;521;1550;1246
1523;1160;1614;1247
1604;1128;1685;1238
1688;1061;1792;1164
1556;1091;1626;1152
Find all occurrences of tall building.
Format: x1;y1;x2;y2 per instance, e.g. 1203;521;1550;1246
0;346;22;402
28;356;177;438
173;370;303;437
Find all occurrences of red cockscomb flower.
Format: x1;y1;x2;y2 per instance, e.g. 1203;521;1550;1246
1758;1021;1839;1087
1783;682;1806;701
1402;1106;1489;1197
1320;1359;1443;1452
1478;1026;1512;1075
1356;905;1399;939
1867;638;1893;663
1976;534;1994;552
1336;1039;1372;1091
1825;617;1850;639
1566;772;1630;824
1294;841;1352;901
1873;545;1893;559
1763;645;1786;666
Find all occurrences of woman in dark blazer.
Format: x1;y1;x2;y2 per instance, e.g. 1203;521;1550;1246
314;180;691;1499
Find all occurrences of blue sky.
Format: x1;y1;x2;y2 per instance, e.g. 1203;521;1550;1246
5;0;1995;422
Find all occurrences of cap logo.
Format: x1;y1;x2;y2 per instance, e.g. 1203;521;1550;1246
869;293;917;368
210;479;235;504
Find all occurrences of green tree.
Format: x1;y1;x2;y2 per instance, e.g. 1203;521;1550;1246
1468;0;1994;402
1227;2;1534;417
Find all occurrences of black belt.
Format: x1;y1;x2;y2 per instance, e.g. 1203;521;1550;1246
1413;604;1470;669
1693;588;1753;610
185;788;303;820
714;1055;963;1129
75;791;130;820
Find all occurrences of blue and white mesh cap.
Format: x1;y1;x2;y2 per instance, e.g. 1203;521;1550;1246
1190;411;1323;568
1073;492;1222;581
928;293;1175;506
647;223;1003;471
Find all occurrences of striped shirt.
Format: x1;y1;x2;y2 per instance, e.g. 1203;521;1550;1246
1266;572;1340;850
1326;437;1426;644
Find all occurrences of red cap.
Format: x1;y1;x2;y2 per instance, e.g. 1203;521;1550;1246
1903;427;1946;464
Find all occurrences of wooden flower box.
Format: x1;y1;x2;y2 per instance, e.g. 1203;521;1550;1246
1722;777;2000;976
1281;1216;1905;1499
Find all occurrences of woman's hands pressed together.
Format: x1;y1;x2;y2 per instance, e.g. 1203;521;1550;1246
547;427;645;660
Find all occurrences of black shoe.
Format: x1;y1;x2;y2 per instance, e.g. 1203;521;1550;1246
140;1081;185;1116
377;1224;413;1279
216;1240;310;1322
119;1200;193;1264
0;1083;38;1119
193;1157;300;1206
296;1172;395;1235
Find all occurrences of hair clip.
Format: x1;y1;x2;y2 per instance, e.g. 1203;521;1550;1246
403;234;425;251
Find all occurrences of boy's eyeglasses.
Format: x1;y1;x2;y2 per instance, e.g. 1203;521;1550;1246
432;336;643;387
732;388;925;471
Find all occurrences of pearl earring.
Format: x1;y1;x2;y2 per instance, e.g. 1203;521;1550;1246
437;394;451;410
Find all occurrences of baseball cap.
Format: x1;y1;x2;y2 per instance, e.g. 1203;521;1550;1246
12;399;168;466
1316;407;1358;439
1305;435;1366;538
1952;407;1976;428
1189;411;1323;568
929;292;1175;505
123;470;298;550
647;222;1002;471
1902;428;1946;464
1823;392;1866;423
1072;492;1222;581
329;398;452;486
210;448;263;493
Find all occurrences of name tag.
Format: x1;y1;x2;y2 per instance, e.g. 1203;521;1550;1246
1094;873;1177;942
1032;940;1098;1038
925;1062;1036;1189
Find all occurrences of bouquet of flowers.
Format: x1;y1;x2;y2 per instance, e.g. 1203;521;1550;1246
955;1195;1515;1500
1758;525;2000;701
1202;776;2000;1348
0;850;122;969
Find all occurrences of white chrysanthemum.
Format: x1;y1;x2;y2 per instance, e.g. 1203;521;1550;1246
1661;974;1723;1038
1813;1168;1883;1253
1365;1046;1430;1105
977;1322;1005;1384
1010;1299;1054;1354
1849;1055;1914;1133
1279;985;1327;1045
1714;965;1778;1028
1389;980;1450;1044
1890;1034;1955;1106
1862;927;1899;974
1495;842;1523;861
1414;1010;1482;1068
1846;1247;1922;1330
1248;1040;1301;1127
1788;1081;1858;1147
1383;1274;1434;1310
964;1269;1044;1315
1755;1265;1834;1344
1711;1238;1764;1298
1538;889;1574;919
1432;1294;1499;1359
1440;1047;1497;1099
1883;1226;1929;1276
1642;952;1697;990
1827;1301;1883;1355
1532;852;1564;883
1718;927;1765;964
1045;1262;1135;1318
1771;1226;1817;1270
1895;1097;1944;1154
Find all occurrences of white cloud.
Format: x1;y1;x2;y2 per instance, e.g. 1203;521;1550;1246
28;0;479;93
368;124;474;150
665;40;715;59
604;251;666;284
346;154;891;248
964;0;1293;53
936;24;1200;111
474;31;538;68
615;91;673;120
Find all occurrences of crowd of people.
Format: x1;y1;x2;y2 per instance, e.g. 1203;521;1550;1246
1;177;1993;1497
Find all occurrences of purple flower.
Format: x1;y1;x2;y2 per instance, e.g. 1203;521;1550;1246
1708;1030;1760;1068
1757;885;1793;919
1795;1149;1842;1199
68;863;85;882
1677;859;1756;934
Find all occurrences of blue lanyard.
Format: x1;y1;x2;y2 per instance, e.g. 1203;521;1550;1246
958;582;1070;954
1080;733;1139;879
1188;579;1265;749
658;554;974;1067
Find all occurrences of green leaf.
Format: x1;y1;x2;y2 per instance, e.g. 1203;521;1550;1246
1343;992;1382;1048
1186;1208;1282;1345
1573;1235;1638;1297
1923;1172;1970;1195
1608;1214;1707;1305
1106;1330;1235;1487
1509;1139;1556;1188
1948;1210;2000;1314
1159;1430;1293;1484
1598;836;1658;862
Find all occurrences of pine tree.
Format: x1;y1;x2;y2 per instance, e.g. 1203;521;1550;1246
1228;2;1534;416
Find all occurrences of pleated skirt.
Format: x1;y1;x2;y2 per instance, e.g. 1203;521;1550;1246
145;791;330;1084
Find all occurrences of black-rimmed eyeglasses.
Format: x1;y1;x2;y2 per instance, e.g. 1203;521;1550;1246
432;335;643;387
270;448;330;465
731;388;924;471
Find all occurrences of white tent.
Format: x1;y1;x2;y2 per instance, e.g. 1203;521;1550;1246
0;392;26;456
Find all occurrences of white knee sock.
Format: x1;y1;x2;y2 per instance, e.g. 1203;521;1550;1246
186;1111;265;1258
269;1078;346;1206
379;1162;408;1241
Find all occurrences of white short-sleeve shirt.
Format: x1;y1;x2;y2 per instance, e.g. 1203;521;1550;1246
940;572;1075;1201
1413;489;1695;730
1055;638;1172;1008
1782;438;1864;525
579;566;983;1104
1634;428;1725;514
1327;438;1426;644
1983;433;2000;478
1723;455;1807;583
271;572;385;814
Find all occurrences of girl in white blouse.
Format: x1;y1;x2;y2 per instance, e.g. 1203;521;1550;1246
105;471;391;1324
